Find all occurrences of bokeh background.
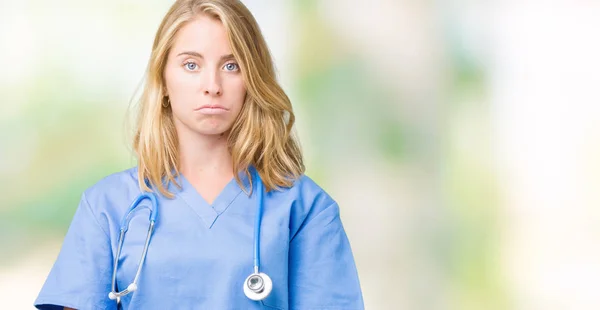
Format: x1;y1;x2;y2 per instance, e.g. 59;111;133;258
1;0;600;309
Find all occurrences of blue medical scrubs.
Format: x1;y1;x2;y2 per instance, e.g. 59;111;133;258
34;167;364;309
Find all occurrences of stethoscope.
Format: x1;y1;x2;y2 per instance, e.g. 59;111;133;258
107;169;272;305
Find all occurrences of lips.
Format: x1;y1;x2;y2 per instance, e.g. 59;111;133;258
194;104;229;115
194;104;229;111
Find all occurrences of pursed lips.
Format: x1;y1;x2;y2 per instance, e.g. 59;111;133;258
194;104;229;114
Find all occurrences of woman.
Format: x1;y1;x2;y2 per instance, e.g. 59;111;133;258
35;0;364;309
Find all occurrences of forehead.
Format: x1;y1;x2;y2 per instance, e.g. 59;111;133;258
171;14;232;54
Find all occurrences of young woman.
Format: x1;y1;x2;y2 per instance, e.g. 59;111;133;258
35;0;364;309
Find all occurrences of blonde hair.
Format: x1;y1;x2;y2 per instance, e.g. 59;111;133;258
132;0;304;198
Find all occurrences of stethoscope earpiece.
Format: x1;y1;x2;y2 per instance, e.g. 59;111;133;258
243;272;273;301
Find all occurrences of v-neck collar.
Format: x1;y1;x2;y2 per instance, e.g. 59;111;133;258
173;169;250;229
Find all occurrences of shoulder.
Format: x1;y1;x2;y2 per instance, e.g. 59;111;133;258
63;167;142;237
80;166;142;215
273;174;340;235
83;166;140;199
284;174;336;207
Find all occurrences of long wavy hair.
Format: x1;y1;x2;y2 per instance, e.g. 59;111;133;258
132;0;304;198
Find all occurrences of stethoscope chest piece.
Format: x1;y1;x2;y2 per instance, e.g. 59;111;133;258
243;272;272;300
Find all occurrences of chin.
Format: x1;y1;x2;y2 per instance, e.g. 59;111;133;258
176;117;234;137
193;124;232;137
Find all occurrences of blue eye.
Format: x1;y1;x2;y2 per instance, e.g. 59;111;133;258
184;62;198;71
224;62;239;71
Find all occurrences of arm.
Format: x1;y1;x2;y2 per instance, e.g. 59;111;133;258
34;193;115;309
288;202;364;309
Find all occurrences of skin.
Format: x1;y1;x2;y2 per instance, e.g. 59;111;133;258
164;13;247;204
164;15;246;138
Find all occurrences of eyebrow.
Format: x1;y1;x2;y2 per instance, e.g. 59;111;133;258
176;51;235;61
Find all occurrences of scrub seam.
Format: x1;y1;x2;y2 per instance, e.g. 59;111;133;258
222;187;244;213
289;200;337;243
82;192;111;239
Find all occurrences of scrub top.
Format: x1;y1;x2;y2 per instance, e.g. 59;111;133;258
34;167;364;309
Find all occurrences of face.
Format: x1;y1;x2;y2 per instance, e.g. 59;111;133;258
163;14;246;137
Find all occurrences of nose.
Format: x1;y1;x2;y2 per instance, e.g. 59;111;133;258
202;69;222;97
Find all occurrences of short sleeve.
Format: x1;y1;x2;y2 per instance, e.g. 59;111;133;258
35;193;116;310
288;202;364;310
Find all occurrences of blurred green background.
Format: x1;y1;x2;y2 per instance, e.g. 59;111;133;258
2;0;600;309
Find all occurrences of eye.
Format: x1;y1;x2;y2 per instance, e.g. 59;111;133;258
183;61;198;71
223;62;239;72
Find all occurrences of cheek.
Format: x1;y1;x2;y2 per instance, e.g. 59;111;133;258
225;77;247;109
164;70;199;114
164;67;188;95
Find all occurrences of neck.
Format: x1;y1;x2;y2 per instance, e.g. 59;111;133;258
177;128;233;180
